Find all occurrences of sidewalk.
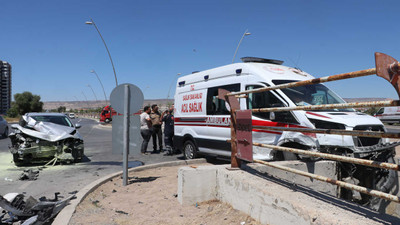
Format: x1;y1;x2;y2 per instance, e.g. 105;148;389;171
56;159;261;225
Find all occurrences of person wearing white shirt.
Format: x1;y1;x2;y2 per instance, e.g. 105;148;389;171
140;106;152;154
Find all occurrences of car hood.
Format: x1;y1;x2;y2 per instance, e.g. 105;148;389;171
305;111;383;128
10;116;81;142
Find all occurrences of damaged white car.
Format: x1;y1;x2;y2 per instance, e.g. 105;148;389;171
9;113;84;166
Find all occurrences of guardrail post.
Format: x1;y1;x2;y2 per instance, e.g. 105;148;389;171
219;88;241;168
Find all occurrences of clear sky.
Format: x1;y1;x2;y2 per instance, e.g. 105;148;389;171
1;0;400;102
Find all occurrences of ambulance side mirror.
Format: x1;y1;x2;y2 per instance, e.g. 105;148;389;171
269;112;276;120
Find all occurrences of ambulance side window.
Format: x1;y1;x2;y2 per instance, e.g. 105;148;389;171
206;83;240;115
246;85;298;124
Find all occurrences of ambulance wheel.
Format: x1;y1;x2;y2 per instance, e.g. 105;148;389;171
183;140;197;159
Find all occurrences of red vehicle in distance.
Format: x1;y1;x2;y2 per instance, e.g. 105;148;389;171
100;105;117;123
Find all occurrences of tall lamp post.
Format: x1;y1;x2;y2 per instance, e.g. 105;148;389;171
143;86;149;97
87;84;98;102
167;73;181;100
232;29;251;63
85;18;118;87
90;70;108;104
81;91;90;109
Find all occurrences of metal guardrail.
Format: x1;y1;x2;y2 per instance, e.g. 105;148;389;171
253;159;400;203
220;52;400;204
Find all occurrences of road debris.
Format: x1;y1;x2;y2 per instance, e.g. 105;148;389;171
19;169;39;181
0;192;75;225
115;210;128;215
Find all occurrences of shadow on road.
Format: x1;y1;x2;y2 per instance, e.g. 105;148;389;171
128;176;160;184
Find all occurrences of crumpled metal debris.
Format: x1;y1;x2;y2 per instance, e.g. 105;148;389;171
19;169;39;181
0;192;75;225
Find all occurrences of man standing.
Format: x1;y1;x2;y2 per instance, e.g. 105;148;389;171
140;106;152;155
161;104;175;155
150;104;163;153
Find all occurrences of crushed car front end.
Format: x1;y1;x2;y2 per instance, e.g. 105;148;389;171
9;114;84;165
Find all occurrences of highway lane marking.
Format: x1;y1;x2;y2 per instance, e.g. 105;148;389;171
18;180;33;190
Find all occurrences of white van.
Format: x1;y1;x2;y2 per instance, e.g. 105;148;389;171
174;57;393;161
374;107;400;124
68;113;76;119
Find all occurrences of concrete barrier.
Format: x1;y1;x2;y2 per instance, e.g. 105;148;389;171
245;160;338;196
178;161;400;224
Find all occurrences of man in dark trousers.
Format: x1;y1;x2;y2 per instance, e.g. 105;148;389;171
161;104;175;155
150;104;163;153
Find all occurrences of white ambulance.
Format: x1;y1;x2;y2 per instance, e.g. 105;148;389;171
374;107;400;125
174;57;393;162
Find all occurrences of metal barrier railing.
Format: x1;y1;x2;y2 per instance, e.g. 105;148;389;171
219;52;400;205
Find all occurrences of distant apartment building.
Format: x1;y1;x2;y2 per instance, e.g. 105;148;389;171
0;61;11;114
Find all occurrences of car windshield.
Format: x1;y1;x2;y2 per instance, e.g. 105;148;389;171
30;115;74;127
272;80;355;112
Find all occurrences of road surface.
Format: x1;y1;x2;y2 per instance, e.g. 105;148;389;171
0;117;185;200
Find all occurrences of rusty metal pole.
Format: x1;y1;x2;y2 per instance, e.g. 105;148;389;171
219;89;241;168
253;126;400;138
253;142;400;171
228;53;400;100
253;100;400;113
253;159;400;203
229;107;241;168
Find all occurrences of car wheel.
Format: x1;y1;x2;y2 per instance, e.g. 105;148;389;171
13;154;24;166
2;127;8;138
105;118;111;123
183;140;197;160
72;148;84;162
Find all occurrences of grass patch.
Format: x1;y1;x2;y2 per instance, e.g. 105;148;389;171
3;116;20;123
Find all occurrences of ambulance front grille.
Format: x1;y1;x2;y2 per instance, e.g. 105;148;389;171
353;125;384;147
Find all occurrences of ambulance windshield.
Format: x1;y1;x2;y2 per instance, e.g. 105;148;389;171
272;80;355;112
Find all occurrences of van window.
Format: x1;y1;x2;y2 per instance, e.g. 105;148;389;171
272;80;355;112
207;83;240;115
376;108;384;115
247;85;298;124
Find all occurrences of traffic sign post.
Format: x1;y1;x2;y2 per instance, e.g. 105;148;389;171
110;83;144;186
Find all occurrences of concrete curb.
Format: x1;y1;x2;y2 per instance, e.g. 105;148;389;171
53;158;207;225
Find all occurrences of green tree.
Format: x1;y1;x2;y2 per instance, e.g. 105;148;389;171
57;106;66;113
9;92;43;116
6;107;19;118
364;107;379;116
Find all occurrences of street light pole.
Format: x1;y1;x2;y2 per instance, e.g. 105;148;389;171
87;84;98;102
85;18;118;87
232;29;251;63
167;73;181;100
143;86;149;96
90;70;108;104
81;91;90;108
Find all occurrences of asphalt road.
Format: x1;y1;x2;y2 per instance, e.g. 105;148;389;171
0;117;186;200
